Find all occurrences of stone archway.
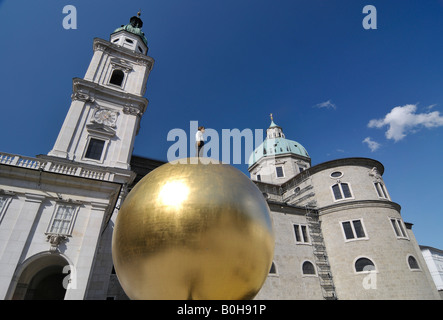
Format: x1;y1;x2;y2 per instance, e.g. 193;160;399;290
10;253;70;300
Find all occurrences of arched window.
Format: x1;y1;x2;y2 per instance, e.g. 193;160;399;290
109;69;124;87
332;183;352;200
355;257;375;272
302;261;316;275
408;256;420;270
374;182;389;199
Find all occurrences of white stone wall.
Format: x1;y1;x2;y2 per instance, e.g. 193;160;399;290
309;159;440;299
421;247;443;294
0;163;121;300
255;206;324;300
310;164;387;208
84;38;153;97
251;156;310;185
319;203;438;299
257;158;440;299
48;36;154;171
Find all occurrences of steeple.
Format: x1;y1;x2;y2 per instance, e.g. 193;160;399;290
267;114;284;139
110;11;149;54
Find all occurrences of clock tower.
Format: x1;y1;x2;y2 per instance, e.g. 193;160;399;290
48;12;154;174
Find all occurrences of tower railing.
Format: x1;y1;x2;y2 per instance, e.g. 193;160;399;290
0;152;114;182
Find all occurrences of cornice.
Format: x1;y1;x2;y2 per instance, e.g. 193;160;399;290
318;199;401;216
92;37;154;70
308;157;385;176
72;78;148;115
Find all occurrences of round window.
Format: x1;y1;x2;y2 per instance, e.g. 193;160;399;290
330;171;343;178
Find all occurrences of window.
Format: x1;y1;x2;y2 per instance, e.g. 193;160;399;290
47;204;78;235
0;195;12;223
374;182;389;199
269;262;277;274
341;219;366;240
332;183;352;201
256;174;261;181
85;138;105;161
390;218;408;239
302;261;316;275
276;166;284;178
125;38;134;44
407;256;420;270
109;69;125;86
0;197;7;211
294;224;310;243
330;171;343;178
355;257;375;272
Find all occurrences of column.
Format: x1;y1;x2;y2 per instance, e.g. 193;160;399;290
64;202;109;300
0;193;45;299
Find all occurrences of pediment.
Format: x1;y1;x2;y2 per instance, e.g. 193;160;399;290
86;123;116;137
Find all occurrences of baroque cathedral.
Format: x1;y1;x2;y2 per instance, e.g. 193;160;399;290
0;14;440;300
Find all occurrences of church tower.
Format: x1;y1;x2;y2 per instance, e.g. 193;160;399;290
0;13;158;300
48;12;154;174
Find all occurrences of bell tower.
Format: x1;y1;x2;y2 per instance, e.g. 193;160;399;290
48;12;154;171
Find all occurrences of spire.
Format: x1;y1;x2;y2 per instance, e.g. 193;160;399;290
269;113;279;128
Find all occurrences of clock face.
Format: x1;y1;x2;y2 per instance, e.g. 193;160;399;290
94;109;117;127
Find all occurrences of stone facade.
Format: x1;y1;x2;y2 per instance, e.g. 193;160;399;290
0;154;122;299
420;246;443;299
251;130;440;299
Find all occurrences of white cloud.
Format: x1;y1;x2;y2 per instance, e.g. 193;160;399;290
313;100;336;110
362;137;381;152
368;104;443;142
426;104;437;111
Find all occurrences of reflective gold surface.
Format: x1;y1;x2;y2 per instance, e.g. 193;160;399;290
112;158;275;300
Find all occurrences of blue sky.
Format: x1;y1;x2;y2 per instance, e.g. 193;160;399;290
0;0;442;250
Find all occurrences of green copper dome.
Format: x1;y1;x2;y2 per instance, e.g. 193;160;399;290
112;13;148;46
248;120;310;168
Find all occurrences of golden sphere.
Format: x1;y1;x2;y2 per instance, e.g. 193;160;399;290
112;158;275;300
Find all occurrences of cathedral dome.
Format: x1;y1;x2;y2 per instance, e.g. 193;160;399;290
248;119;310;168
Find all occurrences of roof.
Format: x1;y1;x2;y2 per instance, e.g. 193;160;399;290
248;120;310;168
112;24;148;46
112;14;148;46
